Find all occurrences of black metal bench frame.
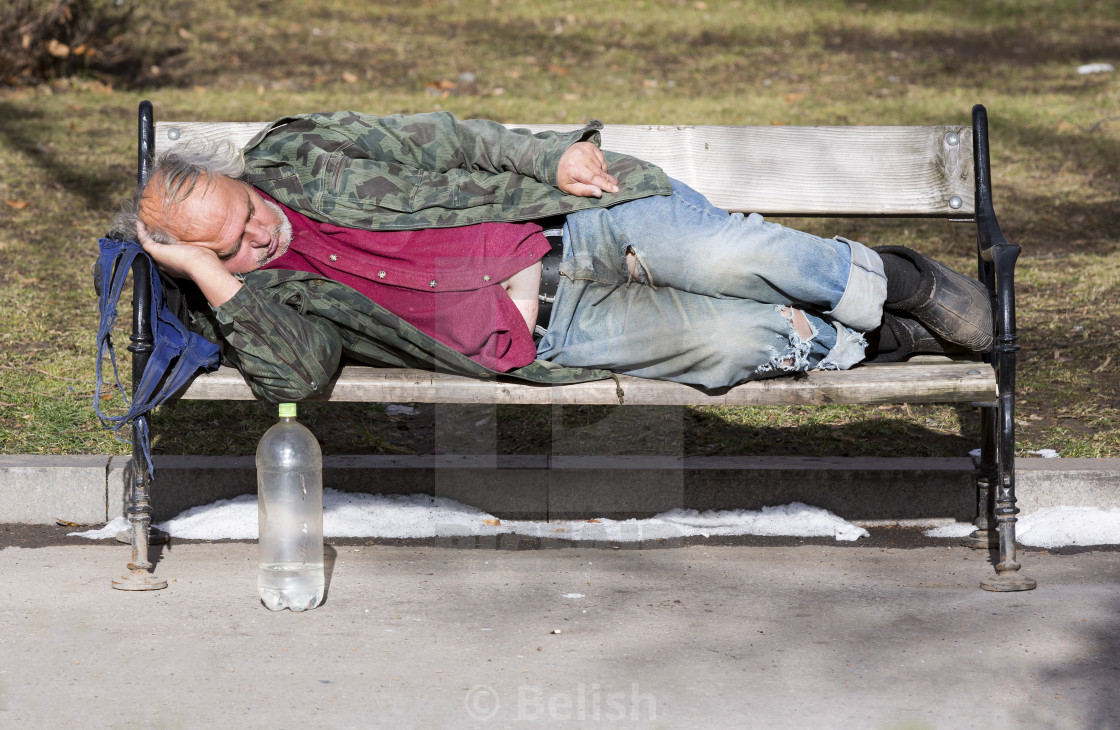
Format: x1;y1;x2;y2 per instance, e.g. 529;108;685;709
113;101;1034;592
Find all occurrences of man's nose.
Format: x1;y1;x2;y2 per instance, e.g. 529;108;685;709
247;219;271;246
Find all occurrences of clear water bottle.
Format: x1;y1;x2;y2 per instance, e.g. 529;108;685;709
256;402;324;611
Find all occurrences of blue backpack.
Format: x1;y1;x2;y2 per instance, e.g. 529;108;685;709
93;237;221;477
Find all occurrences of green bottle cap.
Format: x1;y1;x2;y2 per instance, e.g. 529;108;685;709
278;403;297;418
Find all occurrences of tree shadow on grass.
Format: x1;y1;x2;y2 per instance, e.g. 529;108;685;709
0;99;130;211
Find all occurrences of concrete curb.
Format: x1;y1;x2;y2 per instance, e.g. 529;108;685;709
2;454;1118;526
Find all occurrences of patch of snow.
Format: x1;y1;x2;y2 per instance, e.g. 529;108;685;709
924;523;975;539
925;507;1120;548
70;515;130;540
70;492;868;543
651;503;869;542
1018;506;1120;548
74;495;1120;550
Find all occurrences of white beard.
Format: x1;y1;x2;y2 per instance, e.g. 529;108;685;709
259;198;294;267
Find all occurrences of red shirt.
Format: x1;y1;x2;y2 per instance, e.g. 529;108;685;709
259;193;550;372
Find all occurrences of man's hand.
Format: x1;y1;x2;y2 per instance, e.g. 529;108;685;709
137;221;244;307
556;142;619;197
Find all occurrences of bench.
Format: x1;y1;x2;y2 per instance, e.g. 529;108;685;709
114;101;1034;592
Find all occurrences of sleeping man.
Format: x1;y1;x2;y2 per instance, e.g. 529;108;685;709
111;111;992;401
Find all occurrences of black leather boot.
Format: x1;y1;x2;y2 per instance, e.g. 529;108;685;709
874;245;994;352
866;313;975;363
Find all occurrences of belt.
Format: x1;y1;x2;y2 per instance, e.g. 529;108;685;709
536;222;565;333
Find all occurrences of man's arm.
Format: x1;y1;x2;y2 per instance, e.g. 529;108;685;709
138;222;242;307
244;112;642;225
213;285;343;402
139;223;342;402
428;114;619;195
339;111;603;187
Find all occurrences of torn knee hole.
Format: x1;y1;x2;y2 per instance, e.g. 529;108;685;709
625;248;647;284
779;306;814;341
758;306;817;372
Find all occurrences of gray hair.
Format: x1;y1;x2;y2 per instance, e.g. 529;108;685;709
109;139;247;243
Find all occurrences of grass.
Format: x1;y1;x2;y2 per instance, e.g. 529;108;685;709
0;0;1118;458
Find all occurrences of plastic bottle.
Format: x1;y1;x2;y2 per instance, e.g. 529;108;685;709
256;402;324;611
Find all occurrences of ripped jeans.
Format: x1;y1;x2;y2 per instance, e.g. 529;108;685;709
535;178;888;389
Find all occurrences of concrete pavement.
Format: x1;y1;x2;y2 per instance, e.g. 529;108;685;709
1;538;1117;729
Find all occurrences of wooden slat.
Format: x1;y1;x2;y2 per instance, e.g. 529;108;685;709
179;363;995;406
155;121;975;218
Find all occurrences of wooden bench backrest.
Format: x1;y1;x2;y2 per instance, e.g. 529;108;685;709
154;121;976;219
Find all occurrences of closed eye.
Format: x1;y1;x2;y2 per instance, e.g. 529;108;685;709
217;192;255;261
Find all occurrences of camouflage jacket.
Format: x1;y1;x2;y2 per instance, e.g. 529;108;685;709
188;112;673;401
241;111;671;230
179;111;667;403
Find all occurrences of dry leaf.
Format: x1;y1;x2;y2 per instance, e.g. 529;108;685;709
178;27;196;41
342;71;358;83
56;519;81;527
5;199;28;210
548;65;570;75
47;40;70;58
483;518;501;526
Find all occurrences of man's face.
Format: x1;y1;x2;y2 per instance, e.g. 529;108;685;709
140;174;290;274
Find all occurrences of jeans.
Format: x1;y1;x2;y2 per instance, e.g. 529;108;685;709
535;179;887;389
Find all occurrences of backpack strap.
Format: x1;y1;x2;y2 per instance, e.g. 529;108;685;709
94;237;221;476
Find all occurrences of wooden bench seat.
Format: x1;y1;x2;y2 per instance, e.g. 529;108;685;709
114;101;1033;593
181;361;995;406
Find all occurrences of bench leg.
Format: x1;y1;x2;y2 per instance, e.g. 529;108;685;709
978;243;1035;592
980;404;1035;591
112;247;167;591
961;405;998;548
112;416;167;591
